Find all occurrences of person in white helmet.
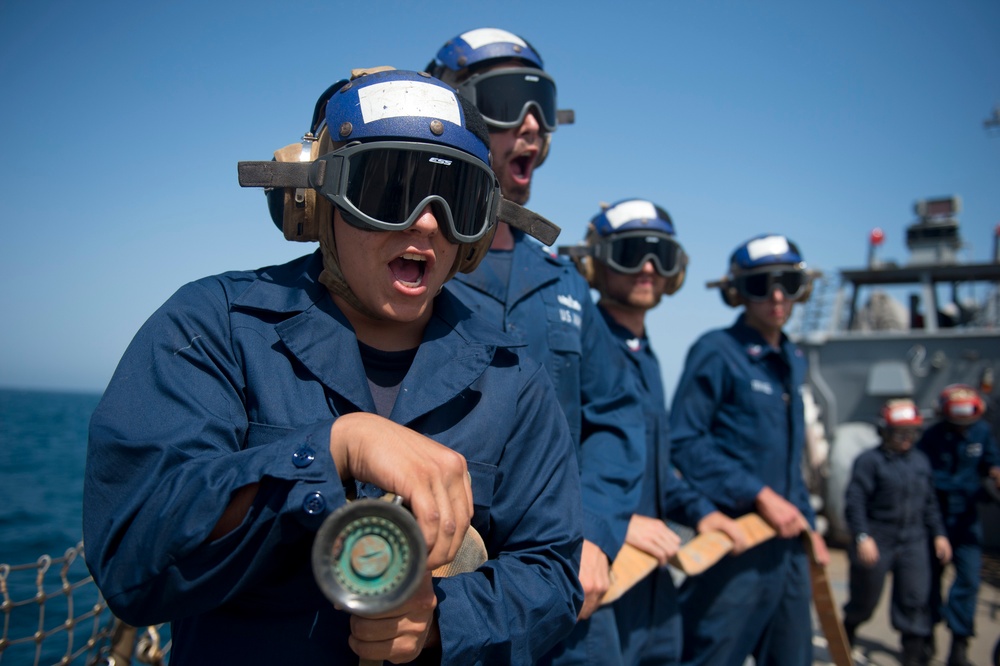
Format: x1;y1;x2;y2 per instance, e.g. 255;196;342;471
669;234;828;666
561;199;747;665
428;29;647;666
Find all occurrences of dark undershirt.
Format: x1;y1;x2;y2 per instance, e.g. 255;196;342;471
357;340;418;417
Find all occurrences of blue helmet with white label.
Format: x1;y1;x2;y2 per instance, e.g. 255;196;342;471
709;233;817;306
427;27;544;80
326;69;491;164
560;198;687;294
590;198;677;237
260;69;492;243
728;233;805;273
426;28;572;169
242;67;561;300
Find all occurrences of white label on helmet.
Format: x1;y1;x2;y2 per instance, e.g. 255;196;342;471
461;28;527;50
950;402;975;417
606;200;658;229
358;81;461;126
747;235;790;260
888;404;917;423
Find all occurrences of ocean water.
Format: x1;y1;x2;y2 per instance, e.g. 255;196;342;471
0;388;111;664
0;388;97;558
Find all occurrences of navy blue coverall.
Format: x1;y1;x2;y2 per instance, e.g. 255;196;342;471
918;419;1000;638
83;251;584;665
448;230;646;666
668;314;815;666
599;308;718;666
842;443;945;638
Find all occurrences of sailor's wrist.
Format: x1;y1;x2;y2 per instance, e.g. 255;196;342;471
855;532;870;544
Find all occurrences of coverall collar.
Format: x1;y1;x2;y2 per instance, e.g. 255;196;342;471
454;229;566;308
730;313;792;364
231;250;517;423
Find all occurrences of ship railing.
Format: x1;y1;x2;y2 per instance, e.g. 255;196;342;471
0;542;169;666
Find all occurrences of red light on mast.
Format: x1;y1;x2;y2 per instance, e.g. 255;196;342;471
870;228;885;246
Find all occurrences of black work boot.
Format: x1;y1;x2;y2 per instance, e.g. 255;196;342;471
901;634;928;666
844;622;857;648
947;634;971;666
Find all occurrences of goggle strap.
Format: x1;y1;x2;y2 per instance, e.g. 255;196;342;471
238;160;313;189
557;245;591;258
500;198;561;246
557;109;576;126
239;157;344;195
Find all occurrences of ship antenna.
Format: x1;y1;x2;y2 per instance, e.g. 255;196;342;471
986;104;1000;133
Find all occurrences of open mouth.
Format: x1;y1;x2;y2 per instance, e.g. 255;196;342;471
509;153;535;183
388;252;428;288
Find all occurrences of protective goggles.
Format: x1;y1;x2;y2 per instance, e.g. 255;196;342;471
314;141;500;244
887;427;921;444
590;232;685;276
732;269;809;301
457;67;561;132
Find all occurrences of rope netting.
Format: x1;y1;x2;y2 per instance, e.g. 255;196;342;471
0;542;168;666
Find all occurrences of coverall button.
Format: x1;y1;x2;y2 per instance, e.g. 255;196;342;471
302;491;326;515
292;446;316;468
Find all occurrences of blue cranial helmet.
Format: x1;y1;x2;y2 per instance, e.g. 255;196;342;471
427;28;544;79
426;28;571;164
708;233;816;307
241;67;563;289
560;198;687;293
728;234;805;274
590;199;677;237
326;69;491;165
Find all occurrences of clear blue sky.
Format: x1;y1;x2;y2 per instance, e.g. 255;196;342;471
2;0;998;395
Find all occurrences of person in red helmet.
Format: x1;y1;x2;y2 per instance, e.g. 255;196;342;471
842;398;952;666
917;384;1000;666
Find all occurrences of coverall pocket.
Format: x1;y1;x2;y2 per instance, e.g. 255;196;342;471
545;326;582;442
467;460;498;537
245;421;296;449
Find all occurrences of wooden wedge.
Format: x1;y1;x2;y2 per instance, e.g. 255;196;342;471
671;513;775;575
601;513;777;605
802;531;852;666
601;542;660;605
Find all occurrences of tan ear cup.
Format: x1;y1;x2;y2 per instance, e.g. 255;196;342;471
722;285;744;307
577;224;600;287
578;256;596;287
663;249;689;295
795;269;823;303
708;275;742;307
273;124;333;242
797;275;814;303
456;224;498;274
535;133;552;168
